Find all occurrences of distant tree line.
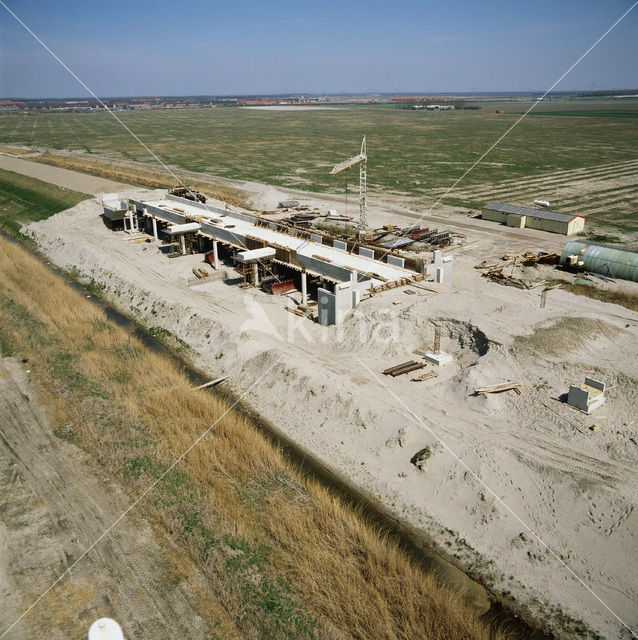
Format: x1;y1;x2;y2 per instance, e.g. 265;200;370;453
576;89;638;97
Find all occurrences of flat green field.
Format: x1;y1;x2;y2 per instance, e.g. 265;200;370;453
0;169;90;235
525;110;638;118
0;100;636;235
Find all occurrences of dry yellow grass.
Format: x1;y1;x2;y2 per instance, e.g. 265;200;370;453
0;144;31;155
0;237;512;640
33;151;248;208
551;278;638;312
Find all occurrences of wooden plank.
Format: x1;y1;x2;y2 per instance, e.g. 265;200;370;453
193;376;228;390
412;284;440;294
412;371;438;382
286;307;310;318
475;382;523;395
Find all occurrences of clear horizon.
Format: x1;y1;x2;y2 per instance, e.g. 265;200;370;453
1;0;637;99
3;89;638;101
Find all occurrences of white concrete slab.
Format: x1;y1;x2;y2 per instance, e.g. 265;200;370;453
143;198;416;284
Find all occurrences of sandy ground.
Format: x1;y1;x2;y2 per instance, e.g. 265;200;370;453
23;184;638;640
0;154;132;194
0;357;213;639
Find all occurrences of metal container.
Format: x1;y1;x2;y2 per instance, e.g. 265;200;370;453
560;240;638;282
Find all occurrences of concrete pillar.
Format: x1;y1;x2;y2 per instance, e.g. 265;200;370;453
301;270;307;305
212;240;220;269
128;210;135;234
180;234;186;255
252;263;259;286
152;217;158;241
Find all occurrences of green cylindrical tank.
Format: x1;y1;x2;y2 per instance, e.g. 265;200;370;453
560;240;638;282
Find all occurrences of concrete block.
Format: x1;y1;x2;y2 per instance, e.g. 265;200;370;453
585;377;605;392
567;382;606;413
424;352;453;366
387;255;405;268
311;233;323;244
359;247;375;259
334;282;354;324
318;288;336;326
333;240;347;251
567;385;590;412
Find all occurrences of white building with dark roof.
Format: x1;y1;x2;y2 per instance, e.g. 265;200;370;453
481;202;585;235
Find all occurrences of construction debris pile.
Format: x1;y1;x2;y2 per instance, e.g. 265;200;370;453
475;250;558;289
168;186;207;203
374;225;463;251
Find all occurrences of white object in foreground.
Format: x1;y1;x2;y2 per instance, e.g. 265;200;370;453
88;618;124;640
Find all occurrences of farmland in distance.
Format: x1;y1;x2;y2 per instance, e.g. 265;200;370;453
0;99;637;237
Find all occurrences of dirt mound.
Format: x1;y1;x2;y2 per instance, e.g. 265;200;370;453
514;317;622;359
431;317;490;357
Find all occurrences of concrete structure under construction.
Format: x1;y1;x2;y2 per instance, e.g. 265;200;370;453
567;377;607;414
481;202;585;236
102;193;426;325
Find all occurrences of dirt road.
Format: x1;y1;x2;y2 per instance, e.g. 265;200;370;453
0;154;131;194
0;150;567;251
0;356;210;639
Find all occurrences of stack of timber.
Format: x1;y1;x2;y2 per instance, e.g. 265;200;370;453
126;233;154;244
412;371;438;382
481;268;528;289
369;273;426;294
192;267;209;279
521;251;558;266
383;360;426;377
286;305;313;319
475;251;557;271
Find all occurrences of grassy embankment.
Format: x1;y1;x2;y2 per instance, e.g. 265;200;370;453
0;143;32;155
0;174;508;638
33;151;249;208
0;168;90;237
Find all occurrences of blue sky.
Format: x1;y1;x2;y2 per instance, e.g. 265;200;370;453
1;0;637;97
